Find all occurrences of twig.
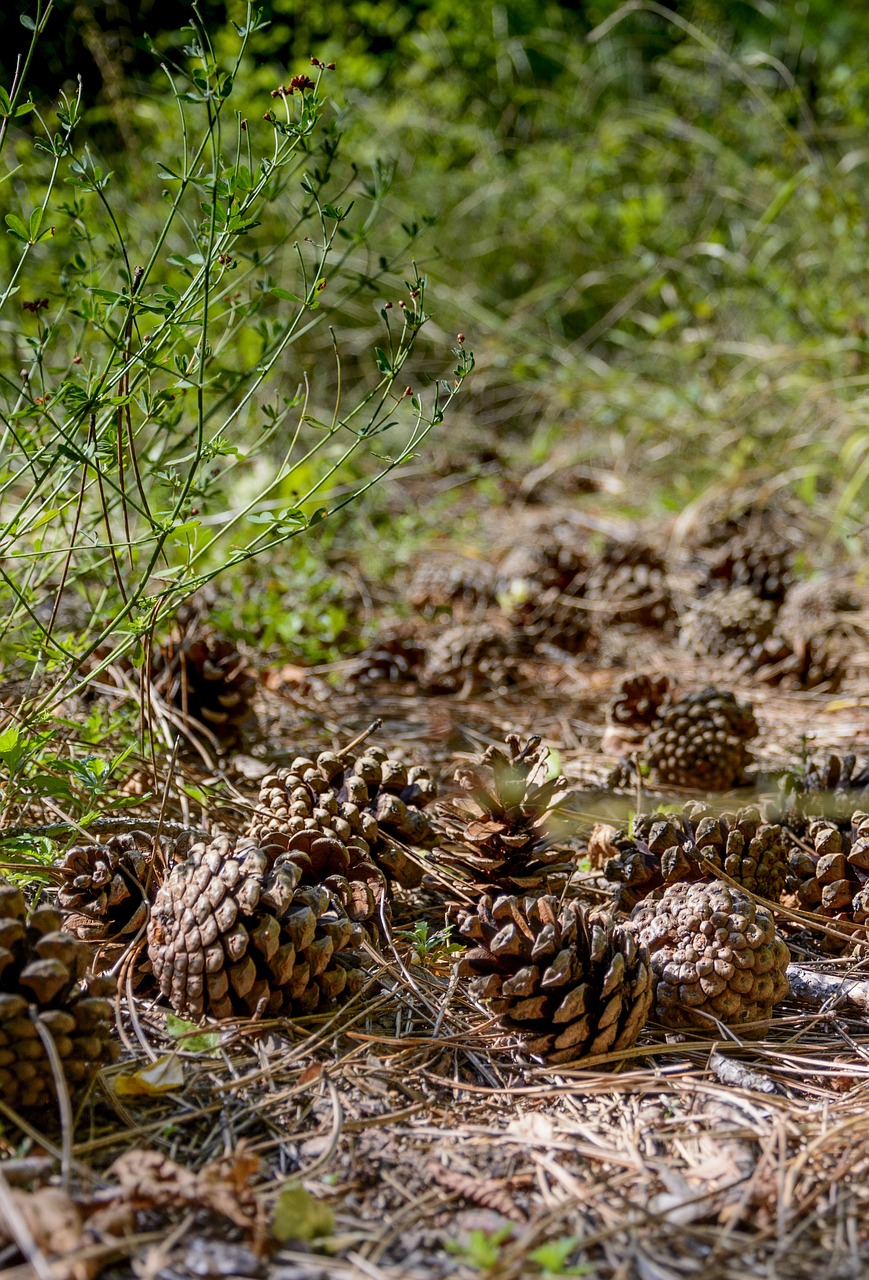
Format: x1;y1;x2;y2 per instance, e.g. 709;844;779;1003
708;1049;782;1096
0;1166;55;1280
0;816;208;841
786;964;869;1013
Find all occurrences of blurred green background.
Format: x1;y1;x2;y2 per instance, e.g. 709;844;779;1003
5;0;869;596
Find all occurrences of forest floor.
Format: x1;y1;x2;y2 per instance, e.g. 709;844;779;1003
3;483;869;1280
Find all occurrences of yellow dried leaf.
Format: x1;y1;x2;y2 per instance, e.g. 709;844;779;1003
114;1053;185;1096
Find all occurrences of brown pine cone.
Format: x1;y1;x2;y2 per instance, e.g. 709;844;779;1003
680;587;842;689
58;830;191;942
418;619;523;694
147;835;366;1020
698;525;794;603
497;537;588;595
642;687;757;790
249;743;437;891
407;556;497;616
784;812;869;936
151;631;256;743
631;881;790;1032
347;618;429;686
777;753;869;828
607;674;674;731
584;540;675;629
598;803;789;910
0;881;116;1111
457;894;653;1064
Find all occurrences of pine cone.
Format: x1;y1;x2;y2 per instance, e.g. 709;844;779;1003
147;835;366;1020
777;752;869;827
784;812;869;931
631;881;790;1032
497;537;587;594
0;881;116;1111
439;735;573;892
58;830;191;942
457;894;653;1064
607;674;674;731
418;620;522;694
408;556;497;616
680;587;840;689
599;803;789;910
699;525;794;602
348;619;428;685
151;632;256;742
249;745;437;892
642;687;757;790
503;582;591;655
584;541;675;629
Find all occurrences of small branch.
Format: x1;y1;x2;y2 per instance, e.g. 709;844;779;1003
0;817;208;843
708;1050;782;1096
786;963;869;1014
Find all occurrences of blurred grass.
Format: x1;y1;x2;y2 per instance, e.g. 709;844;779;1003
5;0;869;672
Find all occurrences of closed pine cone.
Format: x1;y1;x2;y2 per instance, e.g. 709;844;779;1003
457;893;653;1064
438;734;573;892
631;881;790;1032
598;803;789;910
0;881;116;1111
407;556;497;616
147;835;366;1020
642;687;757;790
584;540;675;629
418;619;522;694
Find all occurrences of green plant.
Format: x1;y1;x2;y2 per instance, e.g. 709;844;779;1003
445;1224;515;1273
0;721;143;827
527;1236;592;1277
0;3;472;734
396;919;464;964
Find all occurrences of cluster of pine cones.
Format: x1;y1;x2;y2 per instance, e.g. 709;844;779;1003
26;725;868;1120
348;507;862;695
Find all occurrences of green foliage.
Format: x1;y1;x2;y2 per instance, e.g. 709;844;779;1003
396;919;463;964
0;4;472;724
446;1224;515;1272
240;1;869;536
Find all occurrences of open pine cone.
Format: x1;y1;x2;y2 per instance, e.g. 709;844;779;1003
457;894;653;1064
696;522;794;603
418;619;523;694
148;835;366;1020
598;803;789;910
150;632;256;743
438;735;574;892
249;743;437;891
631;881;790;1032
0;881;116;1111
607;674;674;732
407;556;497;617
680;587;841;689
58;830;192;942
777;753;869;827
642;687;757;790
